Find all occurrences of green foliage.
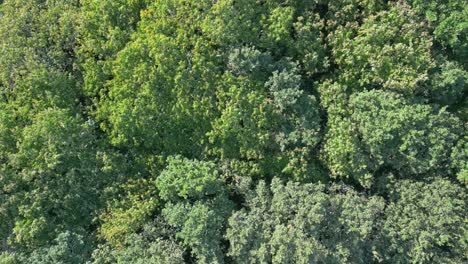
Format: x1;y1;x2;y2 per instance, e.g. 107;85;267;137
0;253;18;264
227;177;467;263
96;0;220;157
0;106;15;158
227;178;385;263
162;199;232;264
330;2;434;95
451;133;467;184
0;0;81;117
1;1;466;263
98;178;159;248
407;0;468;65
323;90;462;187
91;220;184;264
0;106;17;252
208;0;328;74
157;156;234;263
320;0;386;32
4;109;106;248
210;49;323;182
157;156;226;202
23;231;91;264
428;59;467;106
382;178;467;263
78;0;150;98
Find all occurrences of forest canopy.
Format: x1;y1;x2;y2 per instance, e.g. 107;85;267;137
0;0;466;263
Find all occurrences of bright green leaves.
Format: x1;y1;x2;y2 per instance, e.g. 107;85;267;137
91;1;325;182
264;6;295;49
227;178;385;263
98;0;220;157
0;0;103;253
0;1;466;262
78;0;150;98
157;156;226;202
98;177;159;248
322;115;373;185
157;156;234;263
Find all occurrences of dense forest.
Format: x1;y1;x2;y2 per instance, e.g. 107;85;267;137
0;0;466;263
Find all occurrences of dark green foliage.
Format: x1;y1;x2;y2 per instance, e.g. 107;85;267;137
323;90;462;187
407;0;468;65
23;231;91;264
226;178;385;263
157;156;226;202
227;177;467;263
209;48;324;182
382;178;466;263
3;109;106;249
157;156;234;263
0;232;91;264
0;0;81;117
428;59;467;106
451;133;467;184
208;0;328;74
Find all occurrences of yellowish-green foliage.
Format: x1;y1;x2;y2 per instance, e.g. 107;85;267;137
98;178;159;248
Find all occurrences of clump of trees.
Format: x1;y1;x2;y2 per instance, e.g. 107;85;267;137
0;0;466;263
